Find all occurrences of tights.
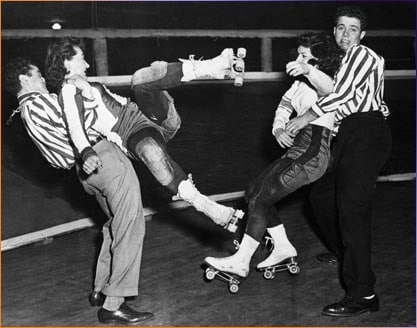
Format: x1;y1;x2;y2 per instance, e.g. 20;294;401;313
245;125;330;242
127;62;187;194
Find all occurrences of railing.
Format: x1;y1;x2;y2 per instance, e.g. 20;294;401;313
2;28;415;251
3;28;415;74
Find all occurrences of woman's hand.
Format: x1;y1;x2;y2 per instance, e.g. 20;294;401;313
83;154;103;174
274;128;295;148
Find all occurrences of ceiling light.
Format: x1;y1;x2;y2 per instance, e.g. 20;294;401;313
51;22;62;30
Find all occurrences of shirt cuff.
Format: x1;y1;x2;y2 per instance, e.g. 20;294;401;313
311;104;325;117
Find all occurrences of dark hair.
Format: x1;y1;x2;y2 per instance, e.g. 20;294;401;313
45;37;85;92
3;57;34;95
334;6;367;31
297;32;344;77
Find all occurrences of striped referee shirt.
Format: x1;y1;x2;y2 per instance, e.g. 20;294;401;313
311;44;390;129
18;91;77;170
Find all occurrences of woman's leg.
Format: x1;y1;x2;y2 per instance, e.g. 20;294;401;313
126;127;243;232
205;125;330;273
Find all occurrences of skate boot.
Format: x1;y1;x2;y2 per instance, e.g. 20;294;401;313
175;174;244;232
180;48;246;86
257;225;300;279
204;234;259;293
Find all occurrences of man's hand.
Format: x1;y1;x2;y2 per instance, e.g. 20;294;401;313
274;128;295;148
286;115;309;135
83;154;103;174
286;109;319;134
286;61;310;77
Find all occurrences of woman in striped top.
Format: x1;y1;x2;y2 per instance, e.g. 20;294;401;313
204;32;344;279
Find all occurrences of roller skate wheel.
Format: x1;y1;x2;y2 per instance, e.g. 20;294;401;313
263;270;274;280
228;223;238;233
205;268;216;280
235;209;245;219
289;265;300;275
229;284;239;294
234;77;243;87
234;60;244;72
237;47;247;58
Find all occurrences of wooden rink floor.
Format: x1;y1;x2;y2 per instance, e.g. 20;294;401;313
2;181;415;327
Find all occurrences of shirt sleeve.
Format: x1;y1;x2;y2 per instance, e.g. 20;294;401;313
305;65;335;97
311;45;376;117
61;84;91;155
272;81;298;135
20;96;75;169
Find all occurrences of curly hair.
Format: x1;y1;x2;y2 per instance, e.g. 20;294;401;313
3;57;34;95
334;6;367;31
297;32;345;77
45;37;85;93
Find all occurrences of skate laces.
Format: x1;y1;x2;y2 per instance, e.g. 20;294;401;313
191;50;232;79
233;239;240;250
172;173;196;201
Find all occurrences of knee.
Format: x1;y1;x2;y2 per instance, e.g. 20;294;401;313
132;137;175;186
131;61;168;88
246;178;261;203
133;137;164;163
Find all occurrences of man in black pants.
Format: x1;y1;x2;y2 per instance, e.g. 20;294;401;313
286;6;392;317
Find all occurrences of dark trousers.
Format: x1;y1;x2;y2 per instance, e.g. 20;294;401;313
309;111;392;298
246;124;331;241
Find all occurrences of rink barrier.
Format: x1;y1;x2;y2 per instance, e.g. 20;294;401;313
87;70;416;87
2;173;415;252
2;28;415;74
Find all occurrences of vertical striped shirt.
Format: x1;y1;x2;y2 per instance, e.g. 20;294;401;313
311;44;390;129
18;92;76;169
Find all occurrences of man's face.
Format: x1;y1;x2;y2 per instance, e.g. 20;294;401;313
64;46;90;78
334;16;366;51
24;65;48;93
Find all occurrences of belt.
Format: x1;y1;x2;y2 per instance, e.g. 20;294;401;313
90;136;104;147
348;111;383;119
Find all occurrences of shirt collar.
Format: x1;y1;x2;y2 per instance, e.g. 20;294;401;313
17;91;56;105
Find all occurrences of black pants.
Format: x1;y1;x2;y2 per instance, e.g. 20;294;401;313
309;111;392;298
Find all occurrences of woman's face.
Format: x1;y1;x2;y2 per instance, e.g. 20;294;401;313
296;45;316;64
64;46;90;78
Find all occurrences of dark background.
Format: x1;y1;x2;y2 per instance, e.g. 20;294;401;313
2;1;415;239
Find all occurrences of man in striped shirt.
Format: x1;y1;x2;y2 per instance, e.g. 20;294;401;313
4;58;154;324
286;6;392;317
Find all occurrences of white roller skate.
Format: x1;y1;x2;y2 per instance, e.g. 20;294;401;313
175;174;244;232
180;48;246;86
257;225;300;279
204;234;259;293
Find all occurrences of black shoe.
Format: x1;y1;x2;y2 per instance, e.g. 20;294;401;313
98;303;154;325
322;295;379;317
89;291;105;307
315;252;338;264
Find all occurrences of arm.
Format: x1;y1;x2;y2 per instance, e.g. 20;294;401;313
286;61;334;96
20;97;76;169
61;84;102;173
61;84;92;154
272;82;299;148
272;82;298;135
310;45;376;117
286;46;375;133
